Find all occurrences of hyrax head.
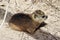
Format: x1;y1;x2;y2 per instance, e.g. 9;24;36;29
31;10;47;23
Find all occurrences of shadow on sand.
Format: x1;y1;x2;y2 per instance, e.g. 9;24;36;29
24;22;60;40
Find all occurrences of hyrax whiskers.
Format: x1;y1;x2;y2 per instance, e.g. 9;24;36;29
9;10;47;34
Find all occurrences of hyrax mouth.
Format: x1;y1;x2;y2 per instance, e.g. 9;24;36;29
9;10;48;34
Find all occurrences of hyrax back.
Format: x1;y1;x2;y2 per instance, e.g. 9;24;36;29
9;10;47;34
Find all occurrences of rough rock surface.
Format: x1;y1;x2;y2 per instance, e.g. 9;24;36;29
0;0;60;40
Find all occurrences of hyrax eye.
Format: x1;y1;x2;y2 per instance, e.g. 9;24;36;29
42;16;48;18
42;16;45;18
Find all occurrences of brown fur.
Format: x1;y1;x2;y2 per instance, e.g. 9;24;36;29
9;10;47;34
9;13;40;34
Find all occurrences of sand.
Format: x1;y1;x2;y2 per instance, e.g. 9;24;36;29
0;0;60;40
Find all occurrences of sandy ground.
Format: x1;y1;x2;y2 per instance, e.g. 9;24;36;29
0;0;60;40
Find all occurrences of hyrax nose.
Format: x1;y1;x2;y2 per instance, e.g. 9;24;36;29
42;16;48;19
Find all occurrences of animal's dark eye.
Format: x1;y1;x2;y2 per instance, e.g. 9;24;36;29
42;16;45;18
42;16;48;18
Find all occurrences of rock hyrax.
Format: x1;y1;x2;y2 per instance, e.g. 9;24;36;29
9;10;47;34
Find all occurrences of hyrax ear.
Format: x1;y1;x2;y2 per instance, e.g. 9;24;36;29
27;13;37;20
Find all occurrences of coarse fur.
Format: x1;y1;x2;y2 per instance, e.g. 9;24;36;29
9;10;47;34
